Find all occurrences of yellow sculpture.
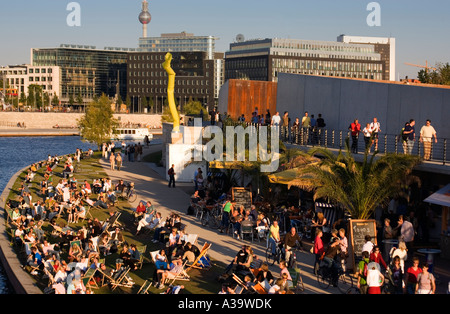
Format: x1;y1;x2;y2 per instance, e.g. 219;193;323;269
162;52;180;133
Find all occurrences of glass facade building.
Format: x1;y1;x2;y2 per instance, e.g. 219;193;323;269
32;45;130;102
139;32;217;60
225;37;390;82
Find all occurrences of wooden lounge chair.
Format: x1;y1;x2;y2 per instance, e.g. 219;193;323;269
186;242;212;272
110;266;134;291
136;245;147;270
137;280;152;294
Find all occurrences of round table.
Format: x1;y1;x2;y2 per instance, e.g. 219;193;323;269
417;248;441;274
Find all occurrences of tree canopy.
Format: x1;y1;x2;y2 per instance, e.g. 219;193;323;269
290;140;421;219
418;62;450;85
77;94;118;148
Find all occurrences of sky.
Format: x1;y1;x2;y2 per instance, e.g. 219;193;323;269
0;0;449;79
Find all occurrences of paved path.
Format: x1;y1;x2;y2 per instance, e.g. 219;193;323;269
97;144;337;294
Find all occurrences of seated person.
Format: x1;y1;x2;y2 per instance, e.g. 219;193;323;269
133;201;146;222
81;180;92;196
253;262;274;285
73;205;86;223
93;193;109;209
92;179;103;194
224;245;249;275
27;246;43;275
106;190;117;206
156;259;189;289
115;179;126;195
68;242;83;263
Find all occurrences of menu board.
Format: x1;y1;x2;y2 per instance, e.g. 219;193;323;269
232;187;252;211
349;219;377;270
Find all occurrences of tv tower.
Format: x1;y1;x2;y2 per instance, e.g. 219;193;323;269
139;0;152;38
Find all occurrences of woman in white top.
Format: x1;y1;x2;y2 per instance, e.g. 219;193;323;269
366;262;384;294
390;241;408;273
362;123;373;152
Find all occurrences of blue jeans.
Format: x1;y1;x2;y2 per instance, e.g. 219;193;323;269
407;139;415;155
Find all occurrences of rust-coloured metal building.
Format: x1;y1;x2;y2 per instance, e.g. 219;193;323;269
218;79;277;121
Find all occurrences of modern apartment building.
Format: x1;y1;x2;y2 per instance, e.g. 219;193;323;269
127;51;219;111
31;45;131;103
225;35;394;82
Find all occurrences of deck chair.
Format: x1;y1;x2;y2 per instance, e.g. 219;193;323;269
288;267;304;293
110;266;134;291
185;234;198;245
105;212;122;231
186;243;212;272
252;282;268;294
166;260;190;285
82;268;100;290
136;245;147;270
232;273;250;294
137;280;152;294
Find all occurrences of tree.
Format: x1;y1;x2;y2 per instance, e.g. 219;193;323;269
418;62;450;85
183;100;208;119
290;139;421;220
51;93;60;106
77;94;119;148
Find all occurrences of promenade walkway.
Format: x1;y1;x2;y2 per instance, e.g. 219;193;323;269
98;144;336;294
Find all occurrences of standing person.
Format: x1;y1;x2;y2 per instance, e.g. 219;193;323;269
219;197;233;233
310;114;317;144
386;256;404;294
313;229;325;276
401;122;410;155
168;164;176;188
109;152;115;171
416;263;436;294
115;153;122;171
265;110;272;126
282;111;290;142
357;251;370;294
338;228;348;272
291;117;300;144
404;119;416;155
366;262;385;294
316;114;326;145
369;117;381;151
362;123;373;152
391;241;408;273
301;111;311;144
349;119;361;154
271;111;281;127
404;256;422;294
395;215;414;251
419;119;437;161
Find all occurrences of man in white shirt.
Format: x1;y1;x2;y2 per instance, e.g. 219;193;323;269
419;119;437;161
369;117;381;151
396;215;414;249
271;112;281;126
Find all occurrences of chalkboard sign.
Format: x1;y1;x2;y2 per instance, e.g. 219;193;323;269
232;187;252;211
349;219;377;271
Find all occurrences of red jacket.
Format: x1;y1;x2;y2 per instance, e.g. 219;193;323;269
314;236;324;255
350;123;361;136
370;252;387;269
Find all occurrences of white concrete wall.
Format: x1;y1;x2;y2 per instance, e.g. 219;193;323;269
0;112;163;129
277;73;450;139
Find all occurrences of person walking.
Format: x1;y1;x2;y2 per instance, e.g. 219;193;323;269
419;119;437;161
109;152;115;171
416;263;436;294
362;123;373;152
349;119;361;154
115;153;122;171
313;229;325;276
168;164;176;188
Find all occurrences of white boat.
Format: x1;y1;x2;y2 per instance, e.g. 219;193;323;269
112;127;153;141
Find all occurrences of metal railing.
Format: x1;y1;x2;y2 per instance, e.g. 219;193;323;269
220;121;449;166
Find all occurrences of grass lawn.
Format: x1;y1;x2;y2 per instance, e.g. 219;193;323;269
5;151;227;294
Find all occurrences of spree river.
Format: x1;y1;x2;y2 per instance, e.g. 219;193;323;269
0;136;97;294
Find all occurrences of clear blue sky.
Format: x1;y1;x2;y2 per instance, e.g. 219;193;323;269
0;0;449;79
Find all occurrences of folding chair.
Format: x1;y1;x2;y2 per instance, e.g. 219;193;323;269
136;245;147;270
137;280;152;294
82;268;100;290
186;243;212;272
288;267;305;293
252;282;268;294
185;234;198;246
166;260;190;285
110;267;134;291
232;273;249;294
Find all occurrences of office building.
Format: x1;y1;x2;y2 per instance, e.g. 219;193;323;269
225;35;394;82
139;32;218;61
127;51;220;111
31;45;132;103
337;35;396;81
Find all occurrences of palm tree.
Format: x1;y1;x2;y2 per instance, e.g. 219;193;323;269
290;139;421;220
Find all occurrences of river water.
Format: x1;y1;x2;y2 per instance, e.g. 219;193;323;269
0;136;97;294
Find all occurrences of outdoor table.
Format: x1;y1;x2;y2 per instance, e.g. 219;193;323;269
417;248;441;274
